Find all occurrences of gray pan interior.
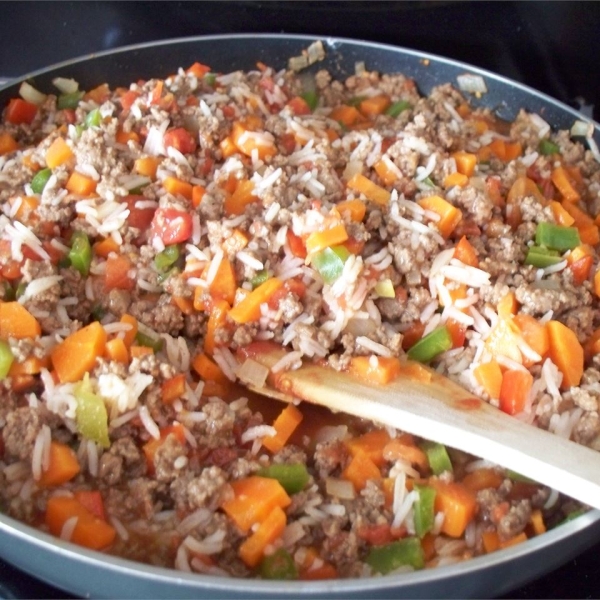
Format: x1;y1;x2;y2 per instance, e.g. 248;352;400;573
0;33;599;599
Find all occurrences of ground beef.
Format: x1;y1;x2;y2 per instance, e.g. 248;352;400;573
497;499;532;541
98;436;146;485
2;406;45;460
314;440;349;479
171;466;228;512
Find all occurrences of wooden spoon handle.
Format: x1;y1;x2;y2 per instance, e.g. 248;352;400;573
246;344;600;511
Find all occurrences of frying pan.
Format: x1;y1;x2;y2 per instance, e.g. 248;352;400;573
1;33;600;599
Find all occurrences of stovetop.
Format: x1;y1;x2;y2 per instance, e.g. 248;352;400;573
1;1;600;598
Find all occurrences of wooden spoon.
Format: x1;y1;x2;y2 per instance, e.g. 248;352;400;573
242;343;600;511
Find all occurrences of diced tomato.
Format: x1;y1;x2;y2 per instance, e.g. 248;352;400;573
279;133;296;154
267;278;306;309
150;208;193;245
5;98;38;125
258;77;275;92
357;523;406;546
60;109;77;124
104;255;135;291
74;490;106;521
120;90;140;112
286;229;307;259
163;127;197;154
287;96;311;116
124;195;156;230
221;105;236;119
571;255;593;285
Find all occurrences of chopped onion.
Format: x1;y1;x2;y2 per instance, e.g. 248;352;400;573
345;317;377;337
456;73;488;95
118;174;151;191
314;425;348;444
342;160;363;181
19;81;47;106
52;77;79;94
529;113;551;138
234;358;269;389
354;61;366;77
325;477;356;500
570;119;593;138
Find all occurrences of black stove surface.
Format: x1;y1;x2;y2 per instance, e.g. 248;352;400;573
1;2;599;598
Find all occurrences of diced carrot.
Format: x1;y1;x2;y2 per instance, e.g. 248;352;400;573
191;352;229;384
497;292;518;319
115;129;140;145
66;171;97;196
220;476;291;533
0;132;18;155
300;563;339;581
551;166;580;202
454;235;478;267
5;98;38;125
451;151;477;177
50;321;107;383
329;105;363;127
142;424;187;473
161;373;187;404
382;436;429;470
373;158;399;186
336;199;366;222
228;278;283;324
38;441;81;487
473;360;503;399
0;302;42;340
482;530;500;553
484;317;523;364
429;479;477;538
498;532;528;549
104;337;129;364
222;228;249;255
485;176;505;207
219;134;237;158
134;156;161;179
104;255;135;291
262;404;303;453
224;180;258;216
204;298;230;354
45;137;74;169
348;355;402;385
461;468;504;493
84;83;110;104
346;173;391;206
507;176;546;206
93;236;119;258
345;429;392;467
192;184;206;208
230;119;277;160
550;200;575;226
305;223;349;255
443;171;469;189
358;94;391;118
499;369;533;415
570;255;593;285
488;139;507;161
209;257;237;305
119;314;138;348
73;490;106;521
8;355;49;378
561;202;600;245
417;195;462;238
239;505;287;568
119;89;140;112
530;509;546;535
546;320;584;389
595;270;600;299
172;295;194;315
503;141;522;161
342;451;382;492
45;496;116;550
130;345;153;358
163;176;193;201
287;96;311;116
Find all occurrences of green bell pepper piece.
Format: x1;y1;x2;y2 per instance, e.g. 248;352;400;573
301;90;319;112
413;484;436;538
311;245;351;284
366;537;425;574
250;269;270;289
524;246;562;268
535;222;580;251
134;330;164;352
73;374;110;448
421;441;453;475
538;139;560;156
57;90;85;110
85;108;101;128
154;244;180;272
31;168;52;194
204;73;217;86
506;469;536;484
68;231;92;277
407;326;452;363
0;340;15;380
257;463;310;495
259;548;298;580
385;100;412;117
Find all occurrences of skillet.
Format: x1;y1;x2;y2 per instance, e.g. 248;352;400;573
0;33;600;599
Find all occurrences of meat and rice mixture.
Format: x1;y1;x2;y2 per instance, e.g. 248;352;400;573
0;51;598;579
